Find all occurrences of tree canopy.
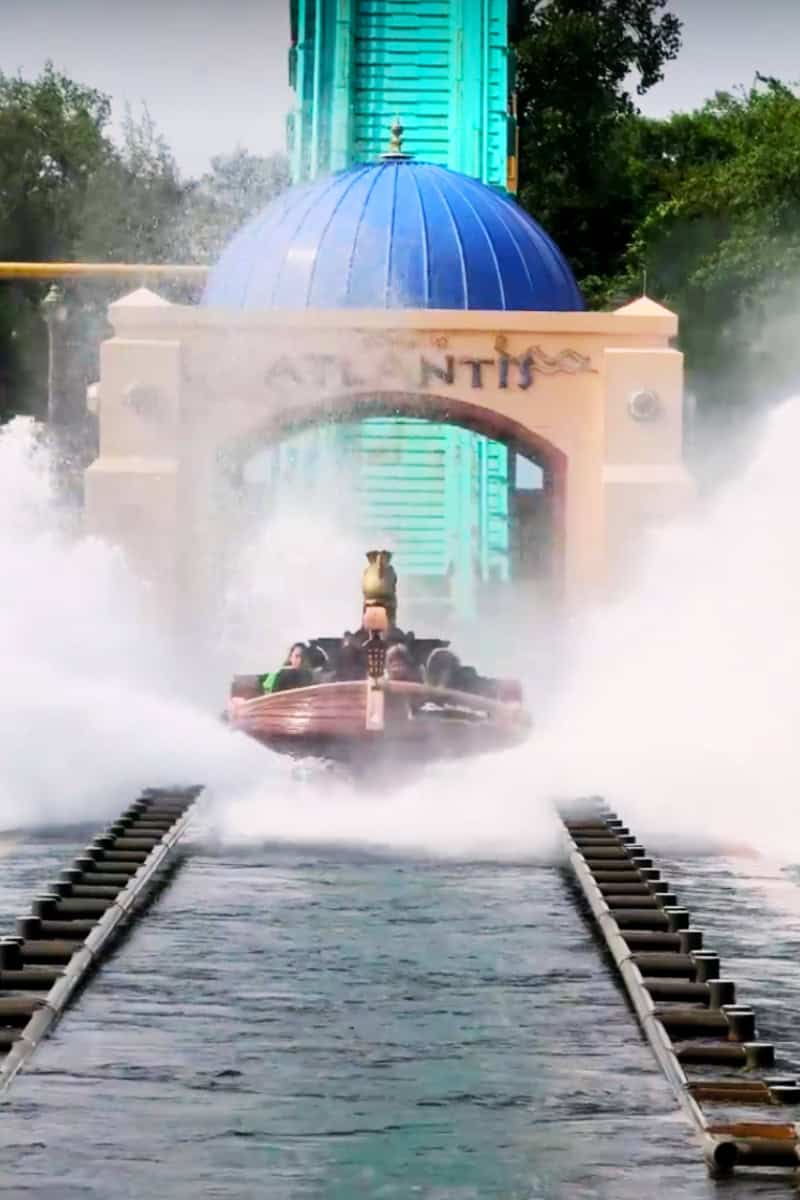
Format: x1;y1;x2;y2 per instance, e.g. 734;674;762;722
514;0;682;281
0;64;112;263
603;80;800;441
4;47;800;465
185;147;290;261
511;5;800;454
0;64;288;421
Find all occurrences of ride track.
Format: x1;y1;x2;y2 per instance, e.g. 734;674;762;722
0;787;202;1095
1;783;798;1182
559;797;800;1177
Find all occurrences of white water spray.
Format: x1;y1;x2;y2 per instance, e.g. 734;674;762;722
0;418;552;858
6;393;800;864
531;396;800;860
0;419;271;828
194;396;800;862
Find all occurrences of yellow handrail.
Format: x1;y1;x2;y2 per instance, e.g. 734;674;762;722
0;262;208;280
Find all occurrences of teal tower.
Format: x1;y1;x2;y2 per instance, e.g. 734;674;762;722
279;1;521;623
287;0;518;192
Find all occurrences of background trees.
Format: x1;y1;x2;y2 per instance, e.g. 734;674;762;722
0;64;288;421
514;0;682;284
0;66;113;419
623;81;800;428
512;3;800;461
3;35;800;470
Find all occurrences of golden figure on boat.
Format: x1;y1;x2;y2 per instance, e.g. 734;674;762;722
362;550;397;624
225;550;531;770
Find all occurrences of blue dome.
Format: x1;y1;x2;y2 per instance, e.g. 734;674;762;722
203;160;583;312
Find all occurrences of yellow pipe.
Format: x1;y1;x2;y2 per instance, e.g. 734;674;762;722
0;262;209;280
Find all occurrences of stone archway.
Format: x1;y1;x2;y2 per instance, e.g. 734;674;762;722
220;389;569;604
84;290;694;626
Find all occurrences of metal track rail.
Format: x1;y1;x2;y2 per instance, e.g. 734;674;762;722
0;785;202;1094
559;797;800;1177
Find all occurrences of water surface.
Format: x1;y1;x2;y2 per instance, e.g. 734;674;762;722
0;835;798;1198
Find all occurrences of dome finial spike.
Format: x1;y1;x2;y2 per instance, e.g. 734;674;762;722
380;115;412;161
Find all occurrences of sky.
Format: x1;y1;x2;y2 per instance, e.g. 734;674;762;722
1;0;799;178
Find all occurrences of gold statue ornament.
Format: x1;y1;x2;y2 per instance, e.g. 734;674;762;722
362;550;397;624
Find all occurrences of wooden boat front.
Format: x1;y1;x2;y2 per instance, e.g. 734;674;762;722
228;678;531;763
231;680;370;742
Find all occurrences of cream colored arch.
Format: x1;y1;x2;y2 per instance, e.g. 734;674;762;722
85;290;693;624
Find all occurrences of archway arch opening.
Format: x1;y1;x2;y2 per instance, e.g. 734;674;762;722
216;391;567;627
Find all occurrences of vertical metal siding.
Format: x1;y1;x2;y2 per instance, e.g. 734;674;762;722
284;0;514;619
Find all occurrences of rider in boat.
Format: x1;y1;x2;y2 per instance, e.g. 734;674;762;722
262;643;314;693
385;642;423;683
337;631;365;681
425;647;481;694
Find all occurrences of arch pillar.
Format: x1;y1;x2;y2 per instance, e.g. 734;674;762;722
83;288;186;623
601;302;694;590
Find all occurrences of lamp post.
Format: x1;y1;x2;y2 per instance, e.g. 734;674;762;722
40;283;68;428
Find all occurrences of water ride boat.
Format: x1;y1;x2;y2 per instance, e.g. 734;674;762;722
225;551;531;767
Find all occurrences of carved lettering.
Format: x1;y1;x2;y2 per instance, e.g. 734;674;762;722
305;354;341;387
498;355;510;389
460;358;494;388
264;356;305;387
419;354;455;387
261;346;595;395
518;353;534;390
375;350;410;384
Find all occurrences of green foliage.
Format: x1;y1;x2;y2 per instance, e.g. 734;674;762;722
514;0;682;281
185;147;290;261
617;81;800;422
512;3;800;437
0;64;288;420
77;105;189;265
0;64;115;418
0;63;112;262
3;49;800;448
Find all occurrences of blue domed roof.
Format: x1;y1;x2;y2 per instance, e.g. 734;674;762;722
203;159;583;312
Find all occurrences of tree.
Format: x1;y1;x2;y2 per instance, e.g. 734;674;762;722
617;80;800;448
76;105;189;266
0;62;290;424
0;64;115;419
184;147;289;262
513;0;682;284
0;63;112;262
0;69;192;422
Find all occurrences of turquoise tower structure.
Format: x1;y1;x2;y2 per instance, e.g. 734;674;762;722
278;2;521;622
287;0;518;192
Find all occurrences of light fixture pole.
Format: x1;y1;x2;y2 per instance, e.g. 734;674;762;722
40;283;68;428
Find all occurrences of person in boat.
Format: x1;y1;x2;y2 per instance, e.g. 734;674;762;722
385;642;423;683
424;647;480;694
306;642;335;683
262;643;314;693
337;631;365;681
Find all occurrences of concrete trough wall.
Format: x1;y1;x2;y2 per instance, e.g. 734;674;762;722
0;785;202;1094
559;799;800;1177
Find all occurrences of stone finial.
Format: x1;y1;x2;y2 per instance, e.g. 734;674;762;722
380;117;412;161
614;296;675;318
110;287;172;309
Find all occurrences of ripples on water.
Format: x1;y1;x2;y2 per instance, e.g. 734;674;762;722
0;832;799;1198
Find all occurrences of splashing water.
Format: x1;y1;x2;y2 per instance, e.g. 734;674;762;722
207;745;561;862
531;396;800;860
0;418;556;857
0;418;267;827
5;396;800;864
214;392;800;864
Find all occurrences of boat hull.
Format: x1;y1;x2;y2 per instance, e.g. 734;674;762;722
227;679;531;768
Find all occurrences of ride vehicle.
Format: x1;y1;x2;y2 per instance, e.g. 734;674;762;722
225;551;531;767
